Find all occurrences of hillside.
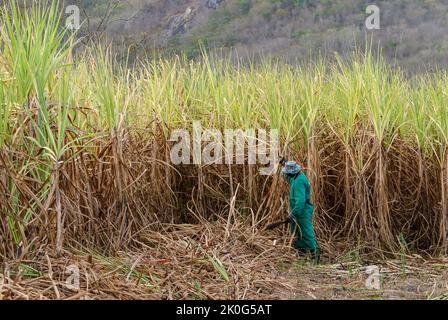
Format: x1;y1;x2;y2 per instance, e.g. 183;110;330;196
76;0;448;72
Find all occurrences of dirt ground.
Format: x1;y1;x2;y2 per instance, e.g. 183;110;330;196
1;224;447;300
274;258;448;300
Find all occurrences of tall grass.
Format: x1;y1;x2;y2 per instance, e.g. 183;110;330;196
0;1;447;260
0;1;76;254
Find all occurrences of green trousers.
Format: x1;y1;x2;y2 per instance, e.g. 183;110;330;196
290;210;318;252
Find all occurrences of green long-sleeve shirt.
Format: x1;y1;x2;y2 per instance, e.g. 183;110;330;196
287;172;314;218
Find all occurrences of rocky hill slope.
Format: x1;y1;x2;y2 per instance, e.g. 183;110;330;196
79;0;448;71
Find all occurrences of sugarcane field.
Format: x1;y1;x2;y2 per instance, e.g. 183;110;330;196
0;1;447;303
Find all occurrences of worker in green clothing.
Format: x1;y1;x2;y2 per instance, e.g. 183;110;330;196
281;160;320;263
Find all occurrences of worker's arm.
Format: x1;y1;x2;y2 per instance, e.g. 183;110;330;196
291;179;306;219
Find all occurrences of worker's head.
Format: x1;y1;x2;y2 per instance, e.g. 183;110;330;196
281;161;301;180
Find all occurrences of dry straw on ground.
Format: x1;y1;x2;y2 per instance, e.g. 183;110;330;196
1;223;447;300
